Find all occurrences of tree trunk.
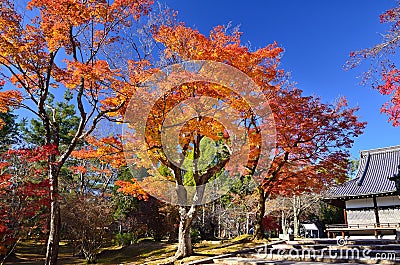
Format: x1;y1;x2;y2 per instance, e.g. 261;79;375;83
45;168;60;265
292;195;301;237
254;186;266;240
218;210;221;238
175;205;197;259
246;212;249;234
293;212;300;237
281;210;288;235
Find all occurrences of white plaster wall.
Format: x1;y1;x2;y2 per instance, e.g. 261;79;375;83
378;208;400;223
345;198;374;209
377;196;400;207
347;210;376;225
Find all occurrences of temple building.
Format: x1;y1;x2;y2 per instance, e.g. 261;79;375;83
325;145;400;238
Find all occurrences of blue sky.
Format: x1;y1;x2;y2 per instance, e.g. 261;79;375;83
166;0;399;159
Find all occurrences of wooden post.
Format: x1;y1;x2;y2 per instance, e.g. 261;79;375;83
373;196;381;238
373;196;380;226
343;209;348;225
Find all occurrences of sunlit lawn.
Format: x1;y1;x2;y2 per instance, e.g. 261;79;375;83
3;235;267;264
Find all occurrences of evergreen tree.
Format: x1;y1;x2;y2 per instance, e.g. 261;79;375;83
0;111;19;152
20;90;80;149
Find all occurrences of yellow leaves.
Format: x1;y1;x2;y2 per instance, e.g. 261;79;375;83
154;25;208;60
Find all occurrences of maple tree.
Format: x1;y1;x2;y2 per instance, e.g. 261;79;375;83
0;1;367;262
0;146;53;261
116;24;282;259
251;88;365;239
67;134;144;201
122;80;234;258
0;88;22;130
137;23;364;248
85;139;180;243
113;166;180;243
0;0;154;263
346;1;400;126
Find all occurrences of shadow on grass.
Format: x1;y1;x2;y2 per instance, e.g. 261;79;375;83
96;241;176;264
3;235;261;265
189;252;214;257
2;239;178;265
2;240;86;265
191;235;257;254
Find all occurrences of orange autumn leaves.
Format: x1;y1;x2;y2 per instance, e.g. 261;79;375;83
115;25;284;199
0;88;22;129
0;2;23;128
0;0;365;204
0;1;159;260
0;0;156;203
27;0;154;53
71;136;125;169
0;0;154;123
154;25;283;85
145;24;363;198
114;178;148;201
71;135;148;200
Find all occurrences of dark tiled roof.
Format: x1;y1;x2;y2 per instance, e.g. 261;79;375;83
329;145;400;198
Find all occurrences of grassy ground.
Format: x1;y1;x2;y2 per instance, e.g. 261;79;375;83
2;235;268;264
2;240;87;265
